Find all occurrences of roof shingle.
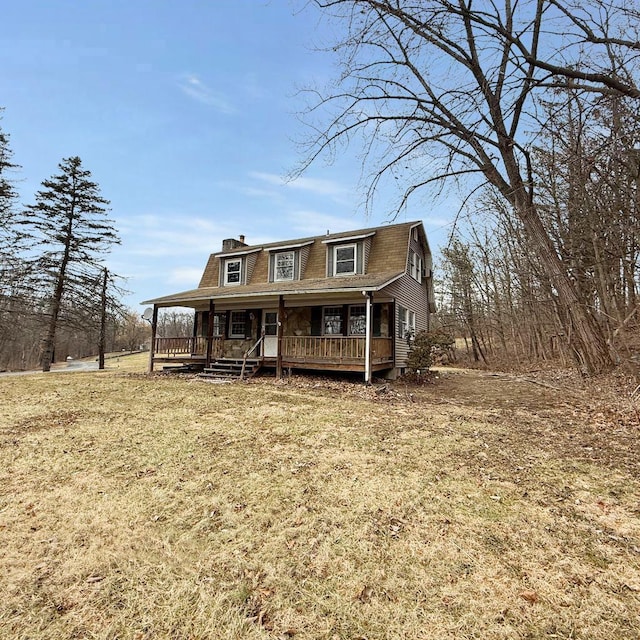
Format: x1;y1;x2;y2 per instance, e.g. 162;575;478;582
142;220;425;306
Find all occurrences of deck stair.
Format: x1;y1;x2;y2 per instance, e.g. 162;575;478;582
199;357;261;381
161;362;205;374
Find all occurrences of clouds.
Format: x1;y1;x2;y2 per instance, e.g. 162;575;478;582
116;213;233;258
284;209;358;236
168;267;204;286
249;171;353;207
249;171;351;203
177;74;235;113
110;212;234;304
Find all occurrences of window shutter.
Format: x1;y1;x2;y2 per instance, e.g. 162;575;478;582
268;254;275;282
373;304;382;337
356;242;364;274
244;311;253;339
311;306;322;336
327;247;334;277
293;251;300;280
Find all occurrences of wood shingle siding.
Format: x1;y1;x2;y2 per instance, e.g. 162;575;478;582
195;223;413;292
198;254;219;288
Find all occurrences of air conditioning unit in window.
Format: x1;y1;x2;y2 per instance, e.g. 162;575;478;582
422;268;432;279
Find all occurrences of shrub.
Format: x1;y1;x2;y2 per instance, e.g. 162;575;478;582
406;330;456;373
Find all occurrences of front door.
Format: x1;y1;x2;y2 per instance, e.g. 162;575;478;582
262;310;278;357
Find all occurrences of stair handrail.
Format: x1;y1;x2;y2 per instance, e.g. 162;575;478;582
240;331;265;380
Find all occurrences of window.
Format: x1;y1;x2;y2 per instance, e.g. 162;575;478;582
410;251;423;283
230;311;246;338
323;306;343;335
200;312;225;337
334;244;356;276
274;251;295;281
212;313;225;336
224;259;242;286
398;306;415;340
326;240;365;277
348;305;366;335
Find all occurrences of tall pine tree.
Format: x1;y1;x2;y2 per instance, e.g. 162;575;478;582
0;115;20;288
21;156;119;371
0;116;26;367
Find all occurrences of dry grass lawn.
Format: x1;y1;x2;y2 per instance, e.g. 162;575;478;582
1;355;639;639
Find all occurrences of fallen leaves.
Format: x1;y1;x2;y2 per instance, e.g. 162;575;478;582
357;585;374;603
135;467;156;478
372;509;409;539
519;590;538;604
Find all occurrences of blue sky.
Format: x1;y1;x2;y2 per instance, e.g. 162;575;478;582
1;0;454;308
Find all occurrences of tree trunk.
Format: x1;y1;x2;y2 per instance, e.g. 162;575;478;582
98;267;107;370
41;268;66;372
518;201;613;373
495;135;614;373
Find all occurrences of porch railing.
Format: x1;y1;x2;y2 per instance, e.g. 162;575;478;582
371;337;393;361
152;335;392;363
153;336;222;358
281;336;393;363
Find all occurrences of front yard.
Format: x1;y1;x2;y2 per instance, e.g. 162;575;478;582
1;359;639;639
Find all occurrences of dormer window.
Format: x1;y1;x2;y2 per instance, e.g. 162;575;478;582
333;243;357;276
267;242;312;282
323;232;373;277
274;251;295;281
224;258;242;286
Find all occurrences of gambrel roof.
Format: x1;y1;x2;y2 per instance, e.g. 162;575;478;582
143;220;430;308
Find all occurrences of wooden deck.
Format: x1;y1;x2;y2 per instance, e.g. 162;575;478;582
151;336;393;371
281;336;392;366
152;336;222;362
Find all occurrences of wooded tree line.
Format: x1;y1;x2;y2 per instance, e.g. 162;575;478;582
437;89;640;369
0;114;146;372
306;0;640;374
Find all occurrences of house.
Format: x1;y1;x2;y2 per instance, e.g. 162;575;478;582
142;220;435;381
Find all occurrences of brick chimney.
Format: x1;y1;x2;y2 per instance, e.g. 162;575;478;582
221;235;248;252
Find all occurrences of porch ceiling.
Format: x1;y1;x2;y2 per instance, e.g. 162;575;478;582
141;271;403;308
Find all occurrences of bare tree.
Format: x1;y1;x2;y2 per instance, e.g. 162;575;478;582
535;89;640;336
157;310;194;338
441;239;488;363
302;0;640;373
116;310;150;353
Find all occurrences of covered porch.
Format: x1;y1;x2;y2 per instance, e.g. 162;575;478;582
146;292;396;381
151;334;394;371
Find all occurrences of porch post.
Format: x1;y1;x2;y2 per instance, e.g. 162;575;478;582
206;299;215;368
276;295;284;379
148;305;158;373
390;300;396;365
192;310;198;340
365;292;372;384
